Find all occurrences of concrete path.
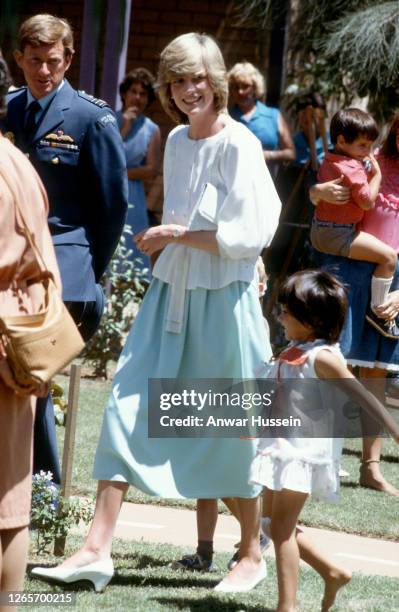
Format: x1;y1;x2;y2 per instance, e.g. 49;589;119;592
113;502;399;578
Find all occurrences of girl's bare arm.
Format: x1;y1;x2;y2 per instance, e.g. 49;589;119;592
315;349;399;442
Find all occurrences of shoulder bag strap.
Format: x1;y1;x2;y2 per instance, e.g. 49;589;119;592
0;163;50;276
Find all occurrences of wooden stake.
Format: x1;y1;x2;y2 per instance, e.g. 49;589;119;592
54;364;81;556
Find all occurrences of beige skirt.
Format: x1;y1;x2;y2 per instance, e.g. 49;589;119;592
0;383;35;529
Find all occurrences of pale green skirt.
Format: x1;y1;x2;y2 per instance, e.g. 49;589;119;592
93;279;271;498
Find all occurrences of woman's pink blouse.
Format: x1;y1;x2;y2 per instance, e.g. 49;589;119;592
361;154;399;253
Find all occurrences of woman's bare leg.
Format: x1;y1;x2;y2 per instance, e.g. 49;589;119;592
219;496;262;586
222;497;241;521
296;526;351;611
59;480;128;567
359;367;399;496
222;497;241;549
0;526;29;603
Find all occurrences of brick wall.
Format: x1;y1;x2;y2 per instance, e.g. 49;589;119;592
4;0;271;216
127;0;269;138
3;0;84;87
126;0;270;215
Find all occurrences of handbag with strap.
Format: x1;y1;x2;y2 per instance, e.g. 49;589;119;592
0;167;85;392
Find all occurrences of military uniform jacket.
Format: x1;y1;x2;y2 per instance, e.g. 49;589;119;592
2;80;128;301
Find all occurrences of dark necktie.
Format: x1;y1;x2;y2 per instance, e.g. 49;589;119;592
25;100;41;141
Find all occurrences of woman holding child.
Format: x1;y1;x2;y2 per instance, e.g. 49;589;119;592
33;33;281;591
311;111;399;496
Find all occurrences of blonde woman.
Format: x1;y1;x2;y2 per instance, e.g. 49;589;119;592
228;61;295;170
33;33;281;593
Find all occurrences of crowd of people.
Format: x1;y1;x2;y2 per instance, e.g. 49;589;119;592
0;12;398;612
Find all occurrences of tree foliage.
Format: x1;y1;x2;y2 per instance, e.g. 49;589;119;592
233;0;399;120
232;0;276;28
320;2;399;118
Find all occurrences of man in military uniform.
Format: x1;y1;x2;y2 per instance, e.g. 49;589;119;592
2;14;128;482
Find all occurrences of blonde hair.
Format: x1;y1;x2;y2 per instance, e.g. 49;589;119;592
157;32;228;124
18;14;74;57
228;61;265;100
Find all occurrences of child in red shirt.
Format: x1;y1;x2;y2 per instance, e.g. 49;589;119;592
311;108;398;338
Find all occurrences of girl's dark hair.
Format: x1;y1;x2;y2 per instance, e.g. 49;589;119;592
119;68;156;106
0;51;11;120
330;108;379;145
278;270;348;344
380;112;399;159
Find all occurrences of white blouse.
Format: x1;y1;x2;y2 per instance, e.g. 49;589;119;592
153;118;282;332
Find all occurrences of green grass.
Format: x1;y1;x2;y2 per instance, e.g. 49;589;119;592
26;536;399;612
301;439;399;539
56;373;399;539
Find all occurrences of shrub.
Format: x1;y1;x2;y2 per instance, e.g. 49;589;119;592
83;228;148;378
31;471;94;554
52;382;67;426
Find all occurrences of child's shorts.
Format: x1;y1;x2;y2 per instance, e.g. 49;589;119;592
310;218;357;257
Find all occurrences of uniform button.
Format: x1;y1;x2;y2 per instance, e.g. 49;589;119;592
51;156;60;164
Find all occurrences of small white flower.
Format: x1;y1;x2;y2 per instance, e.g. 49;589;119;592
285;83;299;95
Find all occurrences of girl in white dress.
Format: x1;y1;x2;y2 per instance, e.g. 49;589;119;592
250;269;399;612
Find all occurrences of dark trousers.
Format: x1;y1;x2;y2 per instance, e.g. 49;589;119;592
33;285;105;482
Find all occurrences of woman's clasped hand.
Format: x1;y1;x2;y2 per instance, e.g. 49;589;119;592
134;224;185;256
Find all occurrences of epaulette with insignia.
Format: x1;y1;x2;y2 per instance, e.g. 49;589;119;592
97;113;116;127
78;90;109;108
8;85;26;94
6;85;27;100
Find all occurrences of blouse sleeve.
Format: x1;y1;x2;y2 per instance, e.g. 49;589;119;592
162;130;176;209
216;133;281;259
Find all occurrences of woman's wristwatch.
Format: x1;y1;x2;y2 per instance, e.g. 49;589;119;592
171;225;185;240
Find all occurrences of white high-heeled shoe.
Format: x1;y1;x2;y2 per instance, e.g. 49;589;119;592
214;558;267;593
31;558;114;592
